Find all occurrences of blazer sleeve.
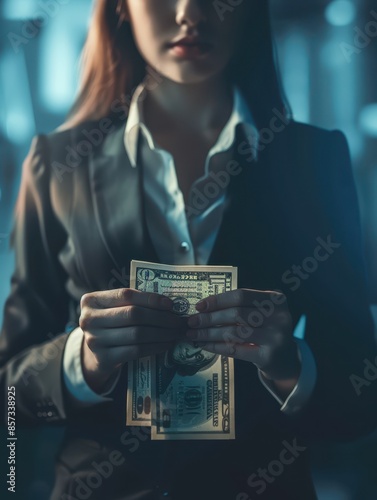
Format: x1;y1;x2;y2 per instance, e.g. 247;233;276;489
283;129;377;442
0;135;72;426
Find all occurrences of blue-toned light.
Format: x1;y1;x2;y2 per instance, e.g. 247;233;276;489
40;25;78;113
2;0;38;19
280;32;310;123
6;111;33;143
325;0;356;27
0;49;35;143
359;104;377;137
293;315;306;340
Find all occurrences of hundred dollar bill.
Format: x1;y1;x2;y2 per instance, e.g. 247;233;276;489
152;353;234;440
126;260;236;440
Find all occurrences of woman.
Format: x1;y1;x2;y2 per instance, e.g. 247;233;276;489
1;1;376;499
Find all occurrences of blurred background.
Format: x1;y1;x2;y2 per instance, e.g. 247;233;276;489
0;0;376;498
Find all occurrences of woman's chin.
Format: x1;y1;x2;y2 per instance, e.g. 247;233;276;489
155;65;225;87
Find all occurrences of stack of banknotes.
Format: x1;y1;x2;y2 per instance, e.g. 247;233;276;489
126;260;237;440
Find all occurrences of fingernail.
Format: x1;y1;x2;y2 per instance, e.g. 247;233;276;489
196;300;207;311
188;315;200;327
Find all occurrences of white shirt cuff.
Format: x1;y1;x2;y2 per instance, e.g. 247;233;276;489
258;338;317;416
63;327;121;405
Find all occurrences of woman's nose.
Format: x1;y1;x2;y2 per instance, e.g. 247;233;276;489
175;0;207;29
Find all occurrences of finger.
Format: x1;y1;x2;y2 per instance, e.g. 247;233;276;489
85;326;187;348
185;325;277;345
81;288;174;311
195;288;286;312
80;306;188;330
187;306;278;329
92;342;176;371
202;342;261;363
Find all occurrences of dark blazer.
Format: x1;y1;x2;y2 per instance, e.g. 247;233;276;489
1;117;376;499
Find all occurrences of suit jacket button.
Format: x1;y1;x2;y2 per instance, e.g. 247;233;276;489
179;241;190;253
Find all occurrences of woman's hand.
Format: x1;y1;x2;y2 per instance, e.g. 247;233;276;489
186;288;301;395
78;288;187;394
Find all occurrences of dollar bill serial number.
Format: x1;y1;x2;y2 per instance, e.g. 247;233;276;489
159;272;198;280
7;386;16;493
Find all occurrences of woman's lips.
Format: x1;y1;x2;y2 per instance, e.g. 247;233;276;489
168;39;213;59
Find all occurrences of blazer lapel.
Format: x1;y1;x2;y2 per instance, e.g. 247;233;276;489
87;120;293;288
208;124;282;289
88;122;159;273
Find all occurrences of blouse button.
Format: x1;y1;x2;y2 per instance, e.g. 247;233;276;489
179;242;190;253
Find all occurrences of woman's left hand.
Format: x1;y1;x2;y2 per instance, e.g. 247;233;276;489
186;288;301;383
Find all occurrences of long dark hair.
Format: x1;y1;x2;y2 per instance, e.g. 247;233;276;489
63;0;291;131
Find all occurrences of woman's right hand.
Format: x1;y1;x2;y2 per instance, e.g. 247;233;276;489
78;288;187;394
